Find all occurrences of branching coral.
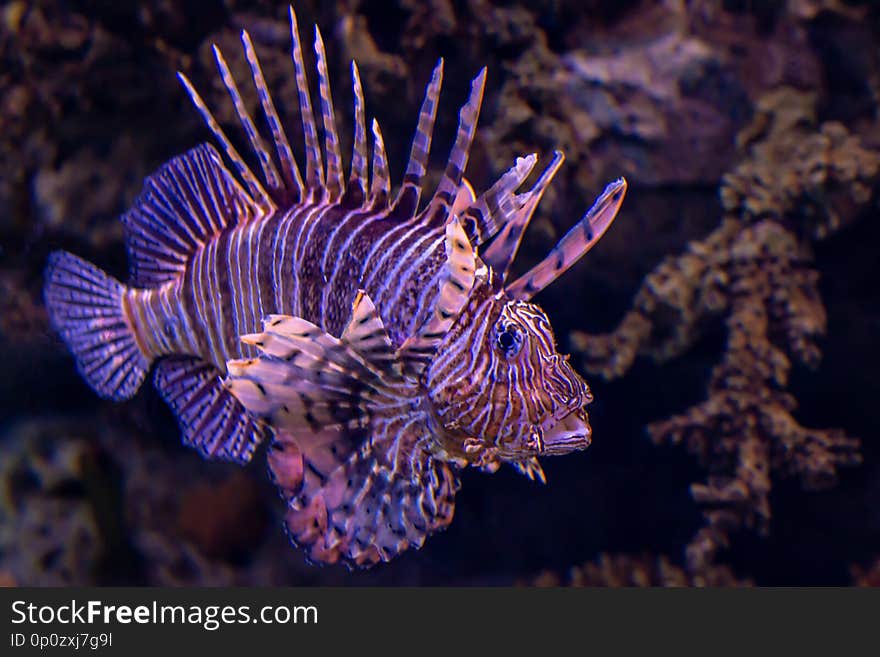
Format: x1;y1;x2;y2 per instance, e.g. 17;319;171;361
721;90;879;239
570;88;874;572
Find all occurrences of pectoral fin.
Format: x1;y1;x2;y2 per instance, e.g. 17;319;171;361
224;291;459;567
225;291;402;433
268;425;459;568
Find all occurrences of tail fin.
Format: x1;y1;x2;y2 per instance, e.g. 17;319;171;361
44;251;149;401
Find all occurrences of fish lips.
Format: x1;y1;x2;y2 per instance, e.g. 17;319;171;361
539;408;592;455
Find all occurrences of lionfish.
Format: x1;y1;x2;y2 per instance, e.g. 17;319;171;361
44;7;626;567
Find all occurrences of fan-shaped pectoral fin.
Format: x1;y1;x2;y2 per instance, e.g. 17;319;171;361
223;292;458;568
267;424;459;568
225;291;402;430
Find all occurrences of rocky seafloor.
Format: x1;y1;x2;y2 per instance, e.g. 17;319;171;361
1;0;878;585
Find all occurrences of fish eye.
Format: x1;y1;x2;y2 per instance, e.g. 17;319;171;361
495;322;522;357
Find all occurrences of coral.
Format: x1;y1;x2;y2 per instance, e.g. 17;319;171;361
573;89;879;375
0;420;103;585
570;89;874;571
721;90;880;239
0;1;330;272
0;414;298;586
96;409;300;586
530;553;750;587
478;0;823;227
32;137;141;249
337;12;408;98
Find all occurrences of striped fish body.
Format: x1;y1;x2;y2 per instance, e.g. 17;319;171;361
44;8;627;568
126;181;452;375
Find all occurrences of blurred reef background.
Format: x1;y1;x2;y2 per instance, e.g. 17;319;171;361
1;0;879;585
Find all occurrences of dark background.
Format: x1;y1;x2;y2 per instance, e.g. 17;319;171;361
1;0;878;585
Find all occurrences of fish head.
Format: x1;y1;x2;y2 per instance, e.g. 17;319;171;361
426;295;593;462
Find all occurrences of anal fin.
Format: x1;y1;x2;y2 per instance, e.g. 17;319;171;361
154;356;265;464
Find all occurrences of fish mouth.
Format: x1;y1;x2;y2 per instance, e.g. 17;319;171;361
539;407;592;455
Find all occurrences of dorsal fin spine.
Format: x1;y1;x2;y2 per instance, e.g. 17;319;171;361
289;6;325;194
430;68;487;213
240;30;304;203
482;150;564;279
177;72;274;211
370;119;391;204
314;26;345;201
211;43;284;200
460;153;537;245
349;61;368;194
506;177;627;300
393;59;444;214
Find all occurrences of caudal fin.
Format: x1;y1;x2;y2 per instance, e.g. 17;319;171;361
44;251;149;401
